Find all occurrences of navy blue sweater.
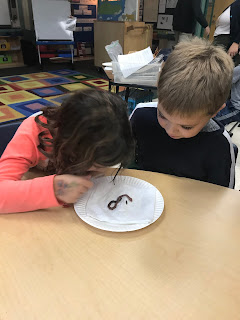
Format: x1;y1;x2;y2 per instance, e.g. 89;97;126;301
130;103;235;188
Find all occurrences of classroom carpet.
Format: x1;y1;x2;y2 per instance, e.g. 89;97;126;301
0;69;110;125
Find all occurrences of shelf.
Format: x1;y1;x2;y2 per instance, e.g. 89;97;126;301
0;62;25;69
0;35;23;68
49;56;93;63
0;49;21;52
0;31;23;37
74;55;94;61
0;35;21;38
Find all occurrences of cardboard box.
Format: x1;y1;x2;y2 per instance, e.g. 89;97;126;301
94;21;153;67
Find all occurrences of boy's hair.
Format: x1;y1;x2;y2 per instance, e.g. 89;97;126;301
157;37;234;116
35;89;134;175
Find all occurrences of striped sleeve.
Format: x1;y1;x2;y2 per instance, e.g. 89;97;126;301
206;129;236;189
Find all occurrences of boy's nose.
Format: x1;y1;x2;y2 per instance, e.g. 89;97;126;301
166;123;178;136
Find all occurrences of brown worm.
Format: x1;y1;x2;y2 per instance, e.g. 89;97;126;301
108;194;133;210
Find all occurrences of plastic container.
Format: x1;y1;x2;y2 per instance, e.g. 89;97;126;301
0;55;12;63
0;40;10;51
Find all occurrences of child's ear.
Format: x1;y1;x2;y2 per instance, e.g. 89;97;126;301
212;103;226;117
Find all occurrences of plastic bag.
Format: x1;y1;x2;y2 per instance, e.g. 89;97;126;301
65;17;77;31
105;40;123;62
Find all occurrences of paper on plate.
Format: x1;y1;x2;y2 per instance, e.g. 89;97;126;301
82;177;156;225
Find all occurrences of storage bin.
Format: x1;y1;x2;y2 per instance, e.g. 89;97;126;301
0;39;10;51
0;55;12;63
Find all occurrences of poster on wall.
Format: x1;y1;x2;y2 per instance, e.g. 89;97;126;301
157;14;173;30
158;0;166;13
166;0;177;9
97;0;139;21
143;0;158;21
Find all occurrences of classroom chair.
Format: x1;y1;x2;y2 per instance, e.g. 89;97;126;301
233;143;238;161
228;121;240;137
0;111;43;158
0;120;23;157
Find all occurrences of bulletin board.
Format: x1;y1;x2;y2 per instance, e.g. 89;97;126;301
73;2;97;39
97;0;139;21
157;0;177;30
143;0;159;22
71;1;97;55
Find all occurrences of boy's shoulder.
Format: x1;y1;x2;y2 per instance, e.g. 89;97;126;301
201;118;222;134
199;119;234;157
199;118;228;140
200;119;225;139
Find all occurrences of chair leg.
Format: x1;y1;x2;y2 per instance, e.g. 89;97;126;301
228;121;239;137
37;45;42;70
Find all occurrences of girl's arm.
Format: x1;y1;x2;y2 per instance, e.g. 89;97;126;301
0;118;60;213
192;0;208;29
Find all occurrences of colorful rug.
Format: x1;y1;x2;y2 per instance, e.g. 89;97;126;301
0;69;111;125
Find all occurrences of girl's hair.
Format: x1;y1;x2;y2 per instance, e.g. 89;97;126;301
35;89;134;175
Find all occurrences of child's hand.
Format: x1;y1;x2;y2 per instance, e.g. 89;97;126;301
53;174;93;204
204;26;210;36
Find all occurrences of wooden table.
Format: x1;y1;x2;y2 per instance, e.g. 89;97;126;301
1;169;240;320
103;67;157;103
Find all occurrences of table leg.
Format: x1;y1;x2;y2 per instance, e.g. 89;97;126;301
125;87;130;103
149;90;152;102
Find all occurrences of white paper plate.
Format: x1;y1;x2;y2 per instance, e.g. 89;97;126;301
74;176;164;232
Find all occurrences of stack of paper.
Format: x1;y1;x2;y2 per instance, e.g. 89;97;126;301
112;50;164;87
118;47;154;78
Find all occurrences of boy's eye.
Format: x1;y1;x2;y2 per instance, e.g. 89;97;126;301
158;110;166;119
181;126;193;130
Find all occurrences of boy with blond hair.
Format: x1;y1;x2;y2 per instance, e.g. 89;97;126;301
130;38;236;188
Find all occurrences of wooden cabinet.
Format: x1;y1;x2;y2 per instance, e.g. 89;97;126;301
0;36;24;69
94;21;153;67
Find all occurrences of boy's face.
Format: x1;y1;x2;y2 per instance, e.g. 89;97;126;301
157;103;212;139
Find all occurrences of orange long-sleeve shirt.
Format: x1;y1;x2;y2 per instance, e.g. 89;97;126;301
0;116;60;213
